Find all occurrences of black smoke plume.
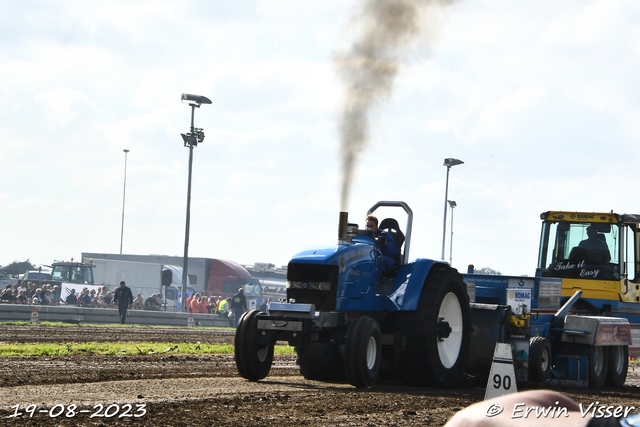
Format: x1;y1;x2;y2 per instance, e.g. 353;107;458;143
336;0;453;210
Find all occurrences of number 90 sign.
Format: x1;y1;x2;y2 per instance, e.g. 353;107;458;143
493;374;512;390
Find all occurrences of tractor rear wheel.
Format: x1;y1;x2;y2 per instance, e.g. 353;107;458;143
393;265;471;387
296;343;345;381
605;345;628;387
234;310;274;381
529;336;552;383
588;345;608;387
344;316;382;388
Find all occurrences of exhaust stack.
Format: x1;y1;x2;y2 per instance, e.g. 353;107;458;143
338;211;349;243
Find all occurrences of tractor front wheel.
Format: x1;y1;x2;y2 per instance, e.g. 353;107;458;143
234;310;274;381
344;316;382;388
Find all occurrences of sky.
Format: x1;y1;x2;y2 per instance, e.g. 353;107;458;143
1;0;640;277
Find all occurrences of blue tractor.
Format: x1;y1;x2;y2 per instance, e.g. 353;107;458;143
235;201;472;388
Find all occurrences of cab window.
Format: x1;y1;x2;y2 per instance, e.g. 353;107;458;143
539;221;619;280
624;224;637;282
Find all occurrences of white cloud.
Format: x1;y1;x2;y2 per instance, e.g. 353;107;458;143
541;0;621;46
35;88;97;127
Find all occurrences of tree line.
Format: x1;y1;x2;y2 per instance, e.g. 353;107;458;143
0;260;37;277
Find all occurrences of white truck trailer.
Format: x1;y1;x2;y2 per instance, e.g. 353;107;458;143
90;259;187;310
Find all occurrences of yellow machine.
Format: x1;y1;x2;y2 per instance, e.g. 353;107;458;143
538;211;640;304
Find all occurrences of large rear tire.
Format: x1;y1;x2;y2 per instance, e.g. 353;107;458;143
588;345;608;387
234;310;274;381
344;316;382;388
529;336;552;383
605;346;628;387
393;265;471;387
296;343;345;381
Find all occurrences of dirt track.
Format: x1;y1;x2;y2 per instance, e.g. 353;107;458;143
1;324;640;426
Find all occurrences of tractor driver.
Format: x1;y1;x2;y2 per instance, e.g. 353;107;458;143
578;225;611;263
366;214;398;280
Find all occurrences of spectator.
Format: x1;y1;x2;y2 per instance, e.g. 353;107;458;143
17;290;27;304
27;282;36;300
0;285;13;303
190;293;202;313
145;294;160;311
198;295;208;313
230;288;247;328
2;289;18;304
94;295;106;308
132;293;144;310
35;288;48;305
206;297;217;314
113;281;134;324
51;285;61;305
104;291;115;307
31;296;40;305
155;293;167;310
186;294;194;313
65;289;78;305
99;286;108;298
78;289;92;307
91;291;102;307
43;289;55;306
218;297;229;316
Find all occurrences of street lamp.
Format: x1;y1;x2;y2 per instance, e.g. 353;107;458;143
180;93;211;312
448;200;457;265
120;149;130;254
441;158;463;261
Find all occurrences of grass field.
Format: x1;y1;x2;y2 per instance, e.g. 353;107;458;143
0;321;295;357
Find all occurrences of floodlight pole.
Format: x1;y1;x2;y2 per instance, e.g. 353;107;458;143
179;93;210;312
441;158;463;261
448;200;456;266
120;149;129;254
181;105;197;312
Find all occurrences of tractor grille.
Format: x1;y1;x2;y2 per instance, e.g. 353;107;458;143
286;263;339;312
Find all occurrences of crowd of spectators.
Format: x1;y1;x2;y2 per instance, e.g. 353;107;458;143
187;294;230;315
1;282;57;306
0;283;119;307
185;294;271;317
1;282;272;317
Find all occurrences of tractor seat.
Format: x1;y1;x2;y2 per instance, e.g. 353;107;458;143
379;218;405;265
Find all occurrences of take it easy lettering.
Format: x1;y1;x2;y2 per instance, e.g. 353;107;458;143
554;260;585;271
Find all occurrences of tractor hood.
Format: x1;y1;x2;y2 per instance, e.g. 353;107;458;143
290;245;341;263
289;234;376;266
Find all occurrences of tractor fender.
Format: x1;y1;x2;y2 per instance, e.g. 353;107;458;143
387;259;449;311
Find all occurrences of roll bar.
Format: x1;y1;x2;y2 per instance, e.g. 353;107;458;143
367;201;413;265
